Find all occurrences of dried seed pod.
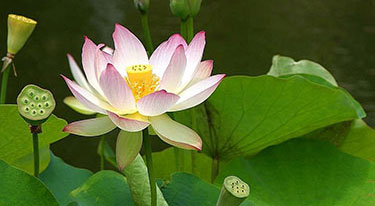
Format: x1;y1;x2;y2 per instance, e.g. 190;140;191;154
216;176;250;206
17;84;55;126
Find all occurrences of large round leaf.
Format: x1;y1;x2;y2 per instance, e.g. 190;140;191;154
40;153;93;205
0;104;68;174
0;160;58;206
69;170;134;206
175;75;365;160
216;138;375;205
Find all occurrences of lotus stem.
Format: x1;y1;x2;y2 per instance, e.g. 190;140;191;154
100;136;106;170
140;13;154;55
143;128;156;206
180;19;188;40
0;66;10;104
187;16;194;42
30;125;41;178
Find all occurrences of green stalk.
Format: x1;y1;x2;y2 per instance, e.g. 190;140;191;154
100;136;106;170
143;128;156;206
186;16;194;42
180;19;188;40
32;132;39;178
0;66;10;104
141;12;154;55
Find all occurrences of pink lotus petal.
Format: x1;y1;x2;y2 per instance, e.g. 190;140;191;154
66;54;91;91
116;130;142;171
137;90;180;116
95;44;112;81
99;64;136;113
61;75;113;114
102;46;114;55
82;37;104;94
112;24;148;76
63;116;116;137
107;111;150;132
159;45;187;93
169;74;225;112
150;114;202;150
180;31;206;87
187;60;213;87
150;34;187;78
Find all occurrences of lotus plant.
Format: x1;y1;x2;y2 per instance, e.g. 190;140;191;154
62;24;225;169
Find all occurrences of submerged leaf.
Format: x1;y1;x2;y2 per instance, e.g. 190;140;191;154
0;104;68;174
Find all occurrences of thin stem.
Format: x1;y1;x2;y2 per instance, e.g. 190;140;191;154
143;128;156;206
187;16;194;43
0;66;10;104
180;19;188;40
100;136;106;170
211;157;219;183
32;132;39;178
141;12;154;55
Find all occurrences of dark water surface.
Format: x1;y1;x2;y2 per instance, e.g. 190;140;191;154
1;0;374;171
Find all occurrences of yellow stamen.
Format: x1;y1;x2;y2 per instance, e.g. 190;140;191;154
125;64;159;101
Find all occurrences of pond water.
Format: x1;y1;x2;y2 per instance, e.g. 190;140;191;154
1;0;374;171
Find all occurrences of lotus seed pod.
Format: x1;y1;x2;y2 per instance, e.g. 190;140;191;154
17;84;55;126
7;14;37;55
216;176;250;206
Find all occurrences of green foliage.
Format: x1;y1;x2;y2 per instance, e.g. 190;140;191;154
216;138;375;205
69;170;134;206
123;154;169;206
268;55;338;86
339;120;375;161
0;104;68;174
40;153;93;205
160;172;251;206
152;147;213;182
175;75;364;161
0;160;58;206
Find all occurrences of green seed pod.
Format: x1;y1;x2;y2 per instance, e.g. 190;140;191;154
7;14;37;55
17;84;55;126
170;0;190;20
216;176;250;206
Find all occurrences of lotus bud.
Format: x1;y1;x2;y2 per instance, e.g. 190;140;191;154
7;14;37;55
216;176;250;206
189;0;202;17
17;84;56;127
170;0;190;20
134;0;150;13
2;15;37;75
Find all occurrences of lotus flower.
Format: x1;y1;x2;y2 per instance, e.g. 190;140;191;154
62;24;225;168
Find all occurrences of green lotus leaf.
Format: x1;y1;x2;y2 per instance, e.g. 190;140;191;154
0;104;68;174
216;138;375;205
0;160;58;206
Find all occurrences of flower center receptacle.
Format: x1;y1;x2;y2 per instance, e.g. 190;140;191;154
125;64;159;101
